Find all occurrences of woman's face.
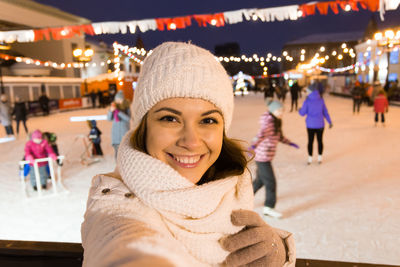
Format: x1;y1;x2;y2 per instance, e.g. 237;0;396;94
146;98;224;184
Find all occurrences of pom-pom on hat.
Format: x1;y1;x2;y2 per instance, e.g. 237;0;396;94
267;101;283;114
31;129;42;139
114;90;125;101
131;42;234;132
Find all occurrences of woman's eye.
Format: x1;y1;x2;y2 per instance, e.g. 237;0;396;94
159;115;178;122
201;118;218;124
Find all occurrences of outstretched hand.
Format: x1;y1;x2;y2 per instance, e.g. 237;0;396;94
220;209;286;267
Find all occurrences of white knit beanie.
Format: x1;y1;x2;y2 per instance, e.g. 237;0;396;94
131;42;234;132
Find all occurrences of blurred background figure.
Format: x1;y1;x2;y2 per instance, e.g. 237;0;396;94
88;120;103;156
290;80;301;112
0;94;14;138
299;83;332;165
351;81;363;114
12;96;29;136
38;92;50;116
90;90;97;108
107;90;130;158
373;89;389;127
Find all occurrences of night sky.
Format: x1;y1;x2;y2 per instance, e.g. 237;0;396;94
34;0;400;55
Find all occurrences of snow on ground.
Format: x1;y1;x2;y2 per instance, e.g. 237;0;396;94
0;93;399;265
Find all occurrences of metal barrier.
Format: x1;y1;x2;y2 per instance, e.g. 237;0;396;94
19;156;66;197
0;240;397;267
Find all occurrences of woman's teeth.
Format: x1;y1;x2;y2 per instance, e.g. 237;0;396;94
173;155;201;164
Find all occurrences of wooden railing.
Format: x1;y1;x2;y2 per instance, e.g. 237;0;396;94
0;240;396;267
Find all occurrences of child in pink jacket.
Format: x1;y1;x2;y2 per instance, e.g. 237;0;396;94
24;129;57;190
250;101;299;218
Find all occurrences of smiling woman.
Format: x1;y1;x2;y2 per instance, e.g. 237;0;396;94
81;42;296;266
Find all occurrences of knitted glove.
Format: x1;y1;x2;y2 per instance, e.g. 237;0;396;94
221;209;286;267
26;155;35;165
329;123;333;129
289;143;299;149
248;145;256;151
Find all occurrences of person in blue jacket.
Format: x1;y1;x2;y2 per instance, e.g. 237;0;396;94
107;91;130;159
299;82;332;164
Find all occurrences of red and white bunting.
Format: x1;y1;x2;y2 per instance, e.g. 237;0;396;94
0;0;395;43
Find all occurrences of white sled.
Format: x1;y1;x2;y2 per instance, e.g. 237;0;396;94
65;134;101;166
19;156;67;198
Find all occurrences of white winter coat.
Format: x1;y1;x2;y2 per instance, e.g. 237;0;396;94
81;131;295;266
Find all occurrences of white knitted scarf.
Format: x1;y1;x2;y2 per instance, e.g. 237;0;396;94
117;131;254;265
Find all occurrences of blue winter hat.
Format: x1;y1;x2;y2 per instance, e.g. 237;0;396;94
91;120;96;127
114;90;124;101
267;100;282;113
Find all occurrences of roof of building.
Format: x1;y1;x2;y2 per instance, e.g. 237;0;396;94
0;0;90;30
285;31;364;46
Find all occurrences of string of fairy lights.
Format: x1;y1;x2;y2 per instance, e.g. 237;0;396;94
2;41;357;75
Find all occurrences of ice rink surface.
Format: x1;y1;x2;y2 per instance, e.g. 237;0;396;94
0;93;399;265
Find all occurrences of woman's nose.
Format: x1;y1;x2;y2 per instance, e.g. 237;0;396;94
177;125;201;149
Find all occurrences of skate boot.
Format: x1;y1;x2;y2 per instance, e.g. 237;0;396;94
263;206;282;219
307;156;312;165
318;155;322;164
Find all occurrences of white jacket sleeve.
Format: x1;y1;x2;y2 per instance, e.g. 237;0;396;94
81;175;175;267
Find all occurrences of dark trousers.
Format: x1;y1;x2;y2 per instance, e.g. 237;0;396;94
16;119;28;134
290;97;298;111
5;125;14;135
307;128;324;156
92;143;103;156
353;99;362;113
253;161;277;208
375;113;385;123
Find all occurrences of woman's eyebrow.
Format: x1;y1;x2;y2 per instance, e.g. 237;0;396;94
154;107;181;115
202;109;223;117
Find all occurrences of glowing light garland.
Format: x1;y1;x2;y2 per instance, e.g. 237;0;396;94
316;64;355;73
0;53;107;70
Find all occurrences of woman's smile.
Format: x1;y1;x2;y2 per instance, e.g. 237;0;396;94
167;153;206;168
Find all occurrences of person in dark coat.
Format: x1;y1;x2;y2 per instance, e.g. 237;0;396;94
88;120;103;156
290;81;301;112
351;81;363;114
38;92;50;116
299;83;333;165
12;96;28;135
97;90;104;108
90;90;97;108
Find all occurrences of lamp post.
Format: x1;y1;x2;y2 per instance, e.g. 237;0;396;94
73;47;94;95
374;29;400;82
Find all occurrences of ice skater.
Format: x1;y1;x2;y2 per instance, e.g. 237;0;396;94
299;83;332;165
24;130;57;190
88;120;103;156
0;94;14;138
351;81;363;114
107;90;130;158
250;100;299;218
12;96;29;135
290;80;301;112
373;89;389;127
